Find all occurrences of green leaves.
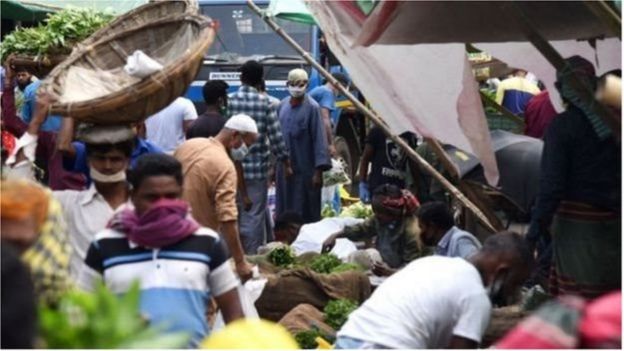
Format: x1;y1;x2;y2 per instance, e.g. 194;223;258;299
38;281;190;348
323;299;358;330
268;246;297;267
309;253;343;274
0;8;114;62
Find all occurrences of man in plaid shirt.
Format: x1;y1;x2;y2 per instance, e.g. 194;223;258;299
228;60;292;254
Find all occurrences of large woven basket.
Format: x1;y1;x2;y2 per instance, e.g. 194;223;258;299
78;0;197;48
9;54;68;78
41;14;214;124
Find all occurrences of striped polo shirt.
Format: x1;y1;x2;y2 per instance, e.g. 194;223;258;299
77;227;239;345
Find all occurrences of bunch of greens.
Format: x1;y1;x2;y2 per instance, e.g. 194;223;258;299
330;263;363;273
294;327;335;349
323;299;358;330
310;253;343;274
321;203;337;218
339;202;373;219
38;282;190;348
268;246;296;268
1;8;114;62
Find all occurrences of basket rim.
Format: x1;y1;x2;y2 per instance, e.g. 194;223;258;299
41;14;214;115
81;0;193;47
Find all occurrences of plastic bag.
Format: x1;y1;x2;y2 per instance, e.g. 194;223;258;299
212;279;267;331
124;50;163;78
322;158;351;187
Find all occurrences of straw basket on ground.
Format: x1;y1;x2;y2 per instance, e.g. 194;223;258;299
41;14;214;124
78;0;197;48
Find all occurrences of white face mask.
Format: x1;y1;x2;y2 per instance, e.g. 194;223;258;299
90;168;127;183
230;143;249;161
288;85;307;98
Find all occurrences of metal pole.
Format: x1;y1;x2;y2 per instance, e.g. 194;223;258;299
247;0;498;233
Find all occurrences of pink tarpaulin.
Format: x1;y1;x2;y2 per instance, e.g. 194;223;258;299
306;1;500;185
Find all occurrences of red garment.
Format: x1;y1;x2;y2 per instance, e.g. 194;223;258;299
381;189;420;215
524;90;558;139
2;130;16;156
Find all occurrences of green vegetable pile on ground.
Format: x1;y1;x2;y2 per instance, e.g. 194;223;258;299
268;246;296;268
324;299;358;330
321;203;337;218
294;327;335;349
310;253;343;274
1;8;114;62
38;282;189;348
339;202;373;219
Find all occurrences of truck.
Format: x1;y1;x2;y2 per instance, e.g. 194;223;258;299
185;0;367;188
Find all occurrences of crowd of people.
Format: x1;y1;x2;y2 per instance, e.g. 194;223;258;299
0;54;621;349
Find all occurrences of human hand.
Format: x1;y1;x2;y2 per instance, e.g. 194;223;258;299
328;144;337;157
372;261;396;277
243;194;252;211
312;170;323;188
321;234;337;253
284;160;294;177
235;260;254;283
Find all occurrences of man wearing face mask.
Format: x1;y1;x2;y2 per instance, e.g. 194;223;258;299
322;184;425;276
186;80;230;139
275;69;332;224
78;154;244;347
334;232;533;349
174;114;259;282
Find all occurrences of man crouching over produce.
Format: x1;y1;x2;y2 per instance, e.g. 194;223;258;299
322;184;424;276
334;232;533;349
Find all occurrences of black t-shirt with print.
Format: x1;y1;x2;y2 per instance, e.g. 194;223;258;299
366;126;418;192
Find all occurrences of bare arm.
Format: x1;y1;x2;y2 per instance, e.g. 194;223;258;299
183;120;194;134
358;144;374;183
56;116;76;158
220;220;253;282
234;161;250;209
448;336;478;349
319;107;335;153
214;288;244;324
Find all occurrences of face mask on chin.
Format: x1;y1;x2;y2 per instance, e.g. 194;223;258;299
90;168;127;183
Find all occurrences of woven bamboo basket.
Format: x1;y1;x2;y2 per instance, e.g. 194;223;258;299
9;54;68;78
40;14;214;124
78;0;197;48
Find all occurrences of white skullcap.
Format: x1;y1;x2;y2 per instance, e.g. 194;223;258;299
288;68;308;82
225;114;258;134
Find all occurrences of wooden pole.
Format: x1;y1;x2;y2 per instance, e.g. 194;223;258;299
503;1;621;141
248;0;498;233
583;0;622;40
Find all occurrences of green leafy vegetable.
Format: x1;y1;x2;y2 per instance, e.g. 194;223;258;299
339;202;373;219
38;281;190;348
268;246;296;267
330;263;363;273
323;299;358;330
310;253;343;274
1;8;114;62
321;203;337;218
294;327;335;349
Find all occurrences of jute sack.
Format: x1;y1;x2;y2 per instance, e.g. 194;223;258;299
482;305;527;347
255;268;371;322
278;303;335;336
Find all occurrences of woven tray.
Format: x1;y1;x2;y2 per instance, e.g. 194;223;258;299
9;54;69;78
40;14;214;124
78;0;196;48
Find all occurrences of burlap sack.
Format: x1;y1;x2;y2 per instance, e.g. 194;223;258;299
482;305;527;347
255;268;371;322
278;303;335;336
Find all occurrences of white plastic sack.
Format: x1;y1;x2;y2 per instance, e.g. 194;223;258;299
212;279;267;331
124;50;163;78
5;159;36;181
322;158;351;187
291;217;362;260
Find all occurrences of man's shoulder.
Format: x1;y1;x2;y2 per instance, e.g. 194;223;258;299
93;228;126;242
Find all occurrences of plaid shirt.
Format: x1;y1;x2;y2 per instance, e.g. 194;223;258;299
228;85;289;180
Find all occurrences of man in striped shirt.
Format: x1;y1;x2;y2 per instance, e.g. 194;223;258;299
78;154;243;346
228;60;292;254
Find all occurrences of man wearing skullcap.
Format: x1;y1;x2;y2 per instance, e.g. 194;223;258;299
275;68;331;224
175;113;259;281
322;184;426;276
527;56;621;299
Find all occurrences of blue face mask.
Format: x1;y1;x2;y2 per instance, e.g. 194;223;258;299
230;142;249;161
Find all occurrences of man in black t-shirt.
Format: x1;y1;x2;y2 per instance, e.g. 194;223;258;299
358;126;418;202
186;80;229;139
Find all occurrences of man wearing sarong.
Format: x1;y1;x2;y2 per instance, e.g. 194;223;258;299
275;68;332;224
527;56;621;299
322;184;425;276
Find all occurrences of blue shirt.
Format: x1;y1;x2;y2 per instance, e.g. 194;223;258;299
435;226;481;259
65;138;163;183
22;80;63;132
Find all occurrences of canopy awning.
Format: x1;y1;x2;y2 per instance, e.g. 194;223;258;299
1;0;56;21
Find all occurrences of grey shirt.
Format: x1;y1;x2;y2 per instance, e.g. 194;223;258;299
435;226;481;259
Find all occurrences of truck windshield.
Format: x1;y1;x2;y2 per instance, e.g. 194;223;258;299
200;4;312;58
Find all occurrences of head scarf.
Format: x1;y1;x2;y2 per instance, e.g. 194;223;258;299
555;55;611;140
378;189;420;216
108;199;199;248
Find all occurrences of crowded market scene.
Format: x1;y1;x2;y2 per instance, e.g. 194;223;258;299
0;0;621;349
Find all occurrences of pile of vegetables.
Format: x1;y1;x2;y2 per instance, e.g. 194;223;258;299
339;202;374;219
323;158;351;187
294;327;335;349
323;299;358;330
1;8;114;62
321;203;337;218
39;282;189;348
310;253;362;274
267;246;296;268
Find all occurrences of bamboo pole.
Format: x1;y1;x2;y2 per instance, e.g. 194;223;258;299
247;0;498;233
583;0;621;40
503;1;621;141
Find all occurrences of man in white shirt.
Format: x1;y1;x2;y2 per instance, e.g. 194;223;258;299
145;97;198;153
335;231;533;349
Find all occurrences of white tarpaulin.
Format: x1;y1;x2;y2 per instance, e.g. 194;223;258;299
306;1;500;185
